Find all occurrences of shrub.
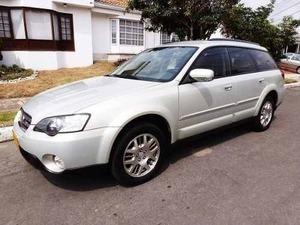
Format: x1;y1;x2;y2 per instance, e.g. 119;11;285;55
114;58;128;67
0;64;33;81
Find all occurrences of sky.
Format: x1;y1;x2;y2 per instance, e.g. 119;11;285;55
241;0;300;23
242;0;300;34
241;0;271;9
211;0;300;38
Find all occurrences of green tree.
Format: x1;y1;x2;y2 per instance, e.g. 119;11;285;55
221;1;300;60
128;0;239;40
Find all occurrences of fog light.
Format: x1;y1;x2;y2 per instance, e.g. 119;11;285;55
53;156;65;170
42;154;65;173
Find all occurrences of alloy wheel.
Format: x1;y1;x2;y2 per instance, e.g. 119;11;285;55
260;101;273;127
123;133;160;178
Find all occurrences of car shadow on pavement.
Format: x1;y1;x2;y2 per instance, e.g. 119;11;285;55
168;121;254;164
41;165;118;191
40;119;263;191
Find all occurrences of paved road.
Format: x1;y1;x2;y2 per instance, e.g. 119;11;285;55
1;88;300;225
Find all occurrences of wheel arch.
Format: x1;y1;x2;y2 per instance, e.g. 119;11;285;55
255;87;279;116
108;113;173;163
265;90;278;105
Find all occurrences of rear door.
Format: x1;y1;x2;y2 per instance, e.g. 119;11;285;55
227;47;278;121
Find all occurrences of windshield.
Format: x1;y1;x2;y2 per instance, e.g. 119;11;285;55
110;47;198;82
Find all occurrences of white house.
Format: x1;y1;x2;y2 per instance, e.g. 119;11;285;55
0;0;169;70
269;0;300;53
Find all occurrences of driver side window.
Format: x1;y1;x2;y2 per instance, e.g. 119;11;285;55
190;47;229;78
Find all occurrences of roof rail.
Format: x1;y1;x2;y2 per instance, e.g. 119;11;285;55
208;38;260;46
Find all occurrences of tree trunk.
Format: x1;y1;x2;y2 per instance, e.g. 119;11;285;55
190;25;194;40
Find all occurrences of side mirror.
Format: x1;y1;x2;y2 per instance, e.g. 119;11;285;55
189;69;214;82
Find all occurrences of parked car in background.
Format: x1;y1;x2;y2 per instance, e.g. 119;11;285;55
279;53;300;74
13;39;284;186
283;52;296;58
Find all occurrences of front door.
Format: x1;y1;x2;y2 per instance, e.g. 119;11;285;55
178;47;235;140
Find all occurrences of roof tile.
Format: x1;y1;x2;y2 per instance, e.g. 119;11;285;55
95;0;128;8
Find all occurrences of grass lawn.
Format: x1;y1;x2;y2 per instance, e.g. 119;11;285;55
0;111;16;127
0;61;116;99
285;78;298;84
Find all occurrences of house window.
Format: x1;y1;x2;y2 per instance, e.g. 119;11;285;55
111;20;117;44
25;10;52;40
11;9;26;39
119;19;144;46
161;32;179;44
59;14;73;40
0;9;12;38
0;6;74;51
52;14;60;40
161;32;170;44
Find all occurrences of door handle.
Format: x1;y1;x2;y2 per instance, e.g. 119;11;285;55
224;85;232;91
258;78;265;83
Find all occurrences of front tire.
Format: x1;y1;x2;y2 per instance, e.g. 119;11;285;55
111;123;167;186
253;97;275;131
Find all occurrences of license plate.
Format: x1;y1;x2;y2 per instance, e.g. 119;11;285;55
12;130;20;148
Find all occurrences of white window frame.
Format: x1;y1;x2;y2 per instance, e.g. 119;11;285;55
160;32;170;44
119;19;144;46
111;19;117;45
160;32;179;44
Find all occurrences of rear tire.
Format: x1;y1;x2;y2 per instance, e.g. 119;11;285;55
253;97;275;132
297;67;300;74
110;123;167;186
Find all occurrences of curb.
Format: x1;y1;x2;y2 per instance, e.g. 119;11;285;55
284;82;300;89
0;126;13;143
0;83;299;143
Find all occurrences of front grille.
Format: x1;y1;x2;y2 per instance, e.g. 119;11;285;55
18;109;32;131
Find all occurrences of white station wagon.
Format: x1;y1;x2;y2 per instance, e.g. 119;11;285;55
13;39;285;185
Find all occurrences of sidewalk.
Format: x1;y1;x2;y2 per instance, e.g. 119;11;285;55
0;97;29;112
0;97;29;142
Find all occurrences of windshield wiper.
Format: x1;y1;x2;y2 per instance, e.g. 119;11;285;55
106;74;141;80
105;74;116;77
119;75;141;80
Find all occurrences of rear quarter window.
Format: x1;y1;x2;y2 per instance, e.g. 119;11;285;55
249;50;278;71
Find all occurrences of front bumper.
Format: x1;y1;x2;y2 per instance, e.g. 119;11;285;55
13;121;120;173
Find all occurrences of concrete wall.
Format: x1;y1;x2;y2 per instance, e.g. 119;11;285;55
0;0;94;70
91;7;161;61
92;13;110;60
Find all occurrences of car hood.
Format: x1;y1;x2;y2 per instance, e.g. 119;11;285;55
23;76;161;124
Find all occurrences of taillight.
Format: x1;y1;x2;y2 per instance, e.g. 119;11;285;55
280;70;285;79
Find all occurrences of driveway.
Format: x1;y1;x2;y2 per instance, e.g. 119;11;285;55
1;88;300;225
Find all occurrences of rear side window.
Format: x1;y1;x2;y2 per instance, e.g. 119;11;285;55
228;47;257;75
191;47;229;78
291;54;300;61
249;50;277;71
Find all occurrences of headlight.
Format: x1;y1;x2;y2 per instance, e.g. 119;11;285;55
33;114;90;136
